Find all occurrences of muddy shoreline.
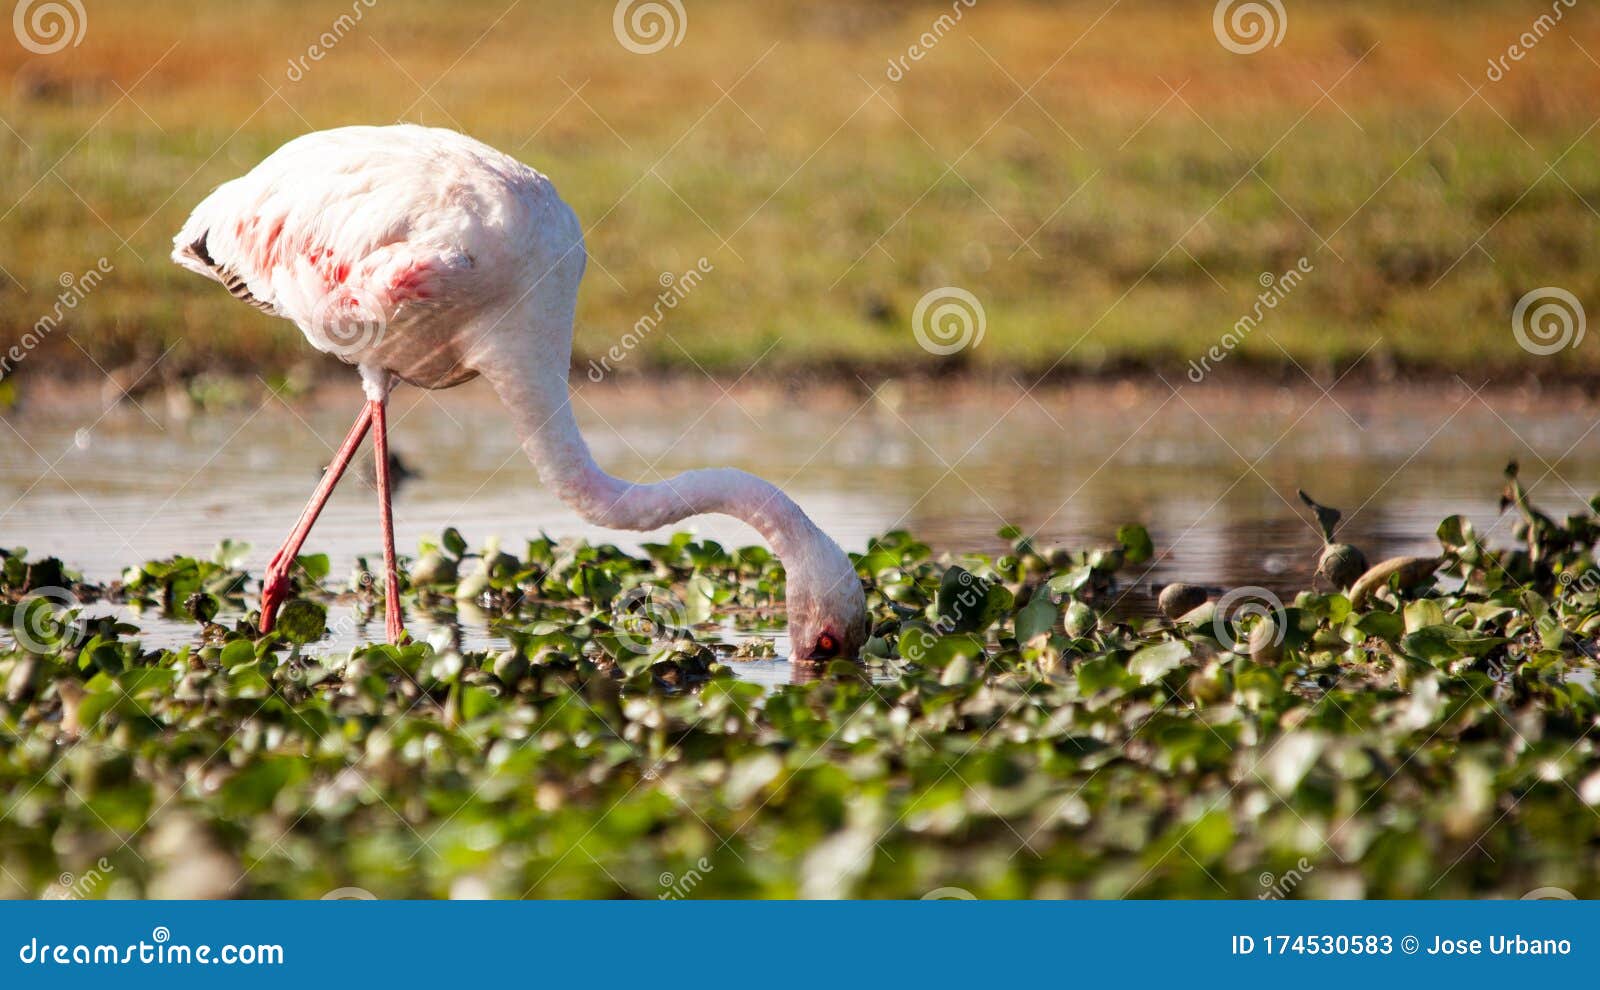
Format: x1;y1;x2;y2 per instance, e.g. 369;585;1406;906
8;359;1600;420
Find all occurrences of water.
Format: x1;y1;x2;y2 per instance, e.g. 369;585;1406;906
4;376;1598;684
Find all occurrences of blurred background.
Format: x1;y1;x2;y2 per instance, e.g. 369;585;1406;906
2;0;1596;382
2;0;1599;610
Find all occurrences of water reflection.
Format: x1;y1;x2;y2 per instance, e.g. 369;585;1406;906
4;377;1598;684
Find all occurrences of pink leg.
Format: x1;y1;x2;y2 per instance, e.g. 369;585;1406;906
372;397;404;644
260;403;373;633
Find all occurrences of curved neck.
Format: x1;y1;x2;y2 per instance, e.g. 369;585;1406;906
479;353;822;560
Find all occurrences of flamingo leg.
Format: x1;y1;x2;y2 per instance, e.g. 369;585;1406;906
260;403;373;634
371;396;405;644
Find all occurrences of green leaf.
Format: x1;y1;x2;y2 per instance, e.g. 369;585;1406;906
276;599;327;645
1128;640;1191;684
1116;524;1154;565
1401;624;1507;662
219;638;256;670
1014;593;1058;643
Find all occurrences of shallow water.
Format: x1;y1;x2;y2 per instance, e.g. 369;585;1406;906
4;376;1599;683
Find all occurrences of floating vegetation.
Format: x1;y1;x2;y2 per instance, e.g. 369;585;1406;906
1;472;1599;899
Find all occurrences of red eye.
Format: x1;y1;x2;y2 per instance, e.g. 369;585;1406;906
812;632;839;658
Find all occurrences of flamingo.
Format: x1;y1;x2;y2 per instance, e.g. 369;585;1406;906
171;124;868;662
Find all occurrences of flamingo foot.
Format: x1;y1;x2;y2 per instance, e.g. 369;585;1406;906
258;566;293;634
256;401;374;636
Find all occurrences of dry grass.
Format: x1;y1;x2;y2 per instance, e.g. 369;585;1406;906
1;0;1597;390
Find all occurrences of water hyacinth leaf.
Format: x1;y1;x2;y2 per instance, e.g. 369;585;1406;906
441;527;468;559
276;599;328;645
1014;592;1058;643
1403;599;1445;634
1400;624;1506;663
228;664;271;698
212;539;251;570
905;632;986;671
7;482;1600;897
1047;563;1095;596
293;553;331;584
1353;609;1405;644
219;757;306;816
684;574;719;625
1116;523;1153;565
117;667;177;698
934;567;1012;634
1128;640;1191;684
1437;514;1475;551
219;638;255;670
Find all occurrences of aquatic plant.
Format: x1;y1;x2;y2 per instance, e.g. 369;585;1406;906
1;476;1598;898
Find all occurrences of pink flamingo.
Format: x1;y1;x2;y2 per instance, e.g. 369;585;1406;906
172;124;867;661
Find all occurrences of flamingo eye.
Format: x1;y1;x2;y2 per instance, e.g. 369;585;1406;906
811;632;839;658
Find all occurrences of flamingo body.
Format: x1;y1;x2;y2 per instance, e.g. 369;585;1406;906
173;124;581;391
173;124;868;662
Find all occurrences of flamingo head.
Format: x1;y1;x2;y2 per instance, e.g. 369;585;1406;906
785;531;870;664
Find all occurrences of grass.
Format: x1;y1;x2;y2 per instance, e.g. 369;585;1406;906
1;473;1599;898
1;0;1598;393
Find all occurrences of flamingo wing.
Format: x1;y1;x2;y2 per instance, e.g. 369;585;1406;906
171;124;547;361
